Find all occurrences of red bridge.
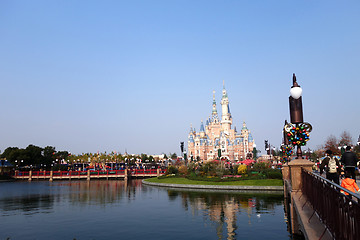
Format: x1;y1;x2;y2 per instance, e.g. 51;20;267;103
12;169;166;181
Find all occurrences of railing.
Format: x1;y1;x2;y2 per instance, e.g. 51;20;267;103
302;169;360;240
13;169;165;177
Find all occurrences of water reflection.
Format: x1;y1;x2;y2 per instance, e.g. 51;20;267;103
0;194;54;216
0;181;288;240
60;180;140;205
0;180;141;216
167;190;284;240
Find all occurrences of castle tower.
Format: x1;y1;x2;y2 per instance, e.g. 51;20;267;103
211;91;219;123
199;120;205;138
220;81;232;133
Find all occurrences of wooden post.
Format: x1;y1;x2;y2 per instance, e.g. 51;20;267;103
157;168;160;177
28;170;32;181
124;168;128;181
87;169;90;181
49;170;53;182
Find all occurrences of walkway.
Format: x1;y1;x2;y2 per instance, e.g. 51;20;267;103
142;180;283;192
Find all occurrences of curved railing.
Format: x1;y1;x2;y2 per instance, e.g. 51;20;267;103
302;169;360;240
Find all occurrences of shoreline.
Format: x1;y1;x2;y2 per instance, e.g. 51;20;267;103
142;179;284;192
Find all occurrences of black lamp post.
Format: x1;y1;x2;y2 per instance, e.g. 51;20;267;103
180;142;187;165
282;120;290;162
283;120;290;146
289;73;304;159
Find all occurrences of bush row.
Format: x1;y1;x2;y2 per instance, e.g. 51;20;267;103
164;161;282;181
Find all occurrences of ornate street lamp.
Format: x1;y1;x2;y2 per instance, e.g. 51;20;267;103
284;74;312;159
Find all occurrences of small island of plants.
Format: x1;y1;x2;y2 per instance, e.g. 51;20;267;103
146;161;283;186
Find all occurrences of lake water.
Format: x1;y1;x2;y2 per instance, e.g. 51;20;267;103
0;180;291;240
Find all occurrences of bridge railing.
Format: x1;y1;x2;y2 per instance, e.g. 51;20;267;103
302;168;360;240
13;169;165;177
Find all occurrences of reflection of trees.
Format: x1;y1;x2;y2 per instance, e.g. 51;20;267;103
64;180;141;205
0;180;142;216
0;194;54;215
167;190;283;240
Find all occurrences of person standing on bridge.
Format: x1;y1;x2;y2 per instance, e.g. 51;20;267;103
340;146;359;182
341;171;360;195
320;150;341;185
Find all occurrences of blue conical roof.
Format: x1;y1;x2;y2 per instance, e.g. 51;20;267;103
200;121;205;132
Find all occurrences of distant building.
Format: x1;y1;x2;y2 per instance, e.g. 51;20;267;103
188;83;255;162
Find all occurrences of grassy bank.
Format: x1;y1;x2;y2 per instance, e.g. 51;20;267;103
145;177;283;186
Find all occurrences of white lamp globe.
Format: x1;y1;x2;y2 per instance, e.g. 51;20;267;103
290;86;302;99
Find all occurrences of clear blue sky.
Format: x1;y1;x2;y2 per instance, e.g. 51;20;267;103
1;0;359;155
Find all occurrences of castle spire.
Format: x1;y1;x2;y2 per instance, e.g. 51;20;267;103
212;90;218;114
211;90;219;123
221;80;228;100
200;120;205;132
220;80;232;132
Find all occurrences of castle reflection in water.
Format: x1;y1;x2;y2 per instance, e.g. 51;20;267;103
168;190;284;240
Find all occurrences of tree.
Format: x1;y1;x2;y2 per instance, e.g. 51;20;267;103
324;135;340;155
1;147;20;163
311;150;323;162
43;146;56;166
272;148;280;157
56;151;70;161
170;153;177;160
252;147;260;160
24;144;44;166
141;153;148;162
339;131;353;147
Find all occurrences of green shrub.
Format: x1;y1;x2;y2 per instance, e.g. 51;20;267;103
252;162;271;172
187;162;197;172
167;166;178;175
199;162;218;176
215;169;224;178
264;169;283;179
178;165;188;176
188;172;197;178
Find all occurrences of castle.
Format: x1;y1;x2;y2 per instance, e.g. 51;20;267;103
188;83;255;162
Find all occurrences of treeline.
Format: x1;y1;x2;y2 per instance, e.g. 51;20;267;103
1;144;179;169
1;145;69;168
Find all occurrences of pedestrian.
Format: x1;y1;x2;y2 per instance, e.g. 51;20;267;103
341;171;360;195
340;146;359;182
320;150;341;185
